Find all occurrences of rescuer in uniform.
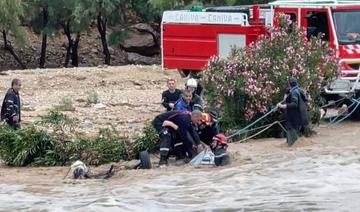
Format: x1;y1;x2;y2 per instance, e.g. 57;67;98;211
197;111;219;145
210;134;230;166
185;78;203;111
152;110;203;166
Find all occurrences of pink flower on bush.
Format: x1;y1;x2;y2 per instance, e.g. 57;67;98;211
203;14;339;124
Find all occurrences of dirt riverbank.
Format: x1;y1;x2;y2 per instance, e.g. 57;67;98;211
0;65;181;138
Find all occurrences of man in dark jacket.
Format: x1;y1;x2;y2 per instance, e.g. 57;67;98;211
152;110;203;166
1;79;22;129
277;77;309;146
162;79;182;111
186;78;203;111
198;111;219;145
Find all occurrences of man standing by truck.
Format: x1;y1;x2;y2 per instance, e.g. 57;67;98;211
1;79;22;129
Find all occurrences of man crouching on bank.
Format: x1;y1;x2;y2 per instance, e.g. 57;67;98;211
152;110;203;166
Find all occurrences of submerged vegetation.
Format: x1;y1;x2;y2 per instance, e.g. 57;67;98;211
0;110;159;166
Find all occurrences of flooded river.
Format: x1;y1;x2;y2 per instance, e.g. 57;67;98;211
1;123;360;211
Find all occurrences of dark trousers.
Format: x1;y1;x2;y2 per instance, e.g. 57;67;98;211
6;120;20;130
159;129;194;159
173;135;193;159
286;128;299;146
159;128;173;157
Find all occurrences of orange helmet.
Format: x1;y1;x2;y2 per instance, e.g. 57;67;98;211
213;134;227;145
201;113;212;125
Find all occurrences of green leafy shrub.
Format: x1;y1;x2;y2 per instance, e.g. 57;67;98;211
86;90;99;106
38;109;77;133
131;122;159;157
64;128;128;165
0;124;53;166
202;14;339;135
55;97;75;111
0;111;159;167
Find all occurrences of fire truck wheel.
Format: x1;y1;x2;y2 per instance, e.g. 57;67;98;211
178;69;190;78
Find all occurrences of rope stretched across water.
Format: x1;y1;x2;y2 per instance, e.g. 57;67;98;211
235;121;286;143
226;97;360;141
226;105;280;140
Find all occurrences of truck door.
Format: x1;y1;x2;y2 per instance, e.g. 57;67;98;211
300;9;334;46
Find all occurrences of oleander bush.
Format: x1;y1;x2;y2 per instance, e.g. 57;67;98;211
202;14;339;135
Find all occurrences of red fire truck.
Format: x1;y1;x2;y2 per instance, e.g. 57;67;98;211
161;0;360;96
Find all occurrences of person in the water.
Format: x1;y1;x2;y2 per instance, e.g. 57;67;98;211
197;111;219;146
70;161;115;179
210;134;230;166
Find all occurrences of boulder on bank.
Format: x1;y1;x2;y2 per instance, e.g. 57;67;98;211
127;53;160;65
120;23;159;56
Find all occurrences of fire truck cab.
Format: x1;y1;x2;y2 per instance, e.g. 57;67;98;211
161;0;360;96
270;0;360;96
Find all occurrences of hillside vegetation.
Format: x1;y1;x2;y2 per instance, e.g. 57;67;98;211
0;0;269;71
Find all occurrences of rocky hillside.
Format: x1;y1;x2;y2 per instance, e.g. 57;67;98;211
0;24;161;71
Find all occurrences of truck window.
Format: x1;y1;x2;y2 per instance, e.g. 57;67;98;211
333;10;360;45
285;13;296;23
218;34;246;58
306;11;329;41
285;13;296;32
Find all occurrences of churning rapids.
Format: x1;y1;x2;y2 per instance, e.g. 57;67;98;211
1;122;360;211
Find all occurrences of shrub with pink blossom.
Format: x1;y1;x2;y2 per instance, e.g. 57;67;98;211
202;14;339;134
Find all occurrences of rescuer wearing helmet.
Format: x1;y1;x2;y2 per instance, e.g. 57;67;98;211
210;134;230;166
186;78;203;111
198;111;219;145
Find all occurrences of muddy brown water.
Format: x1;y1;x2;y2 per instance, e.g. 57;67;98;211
1;122;360;211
